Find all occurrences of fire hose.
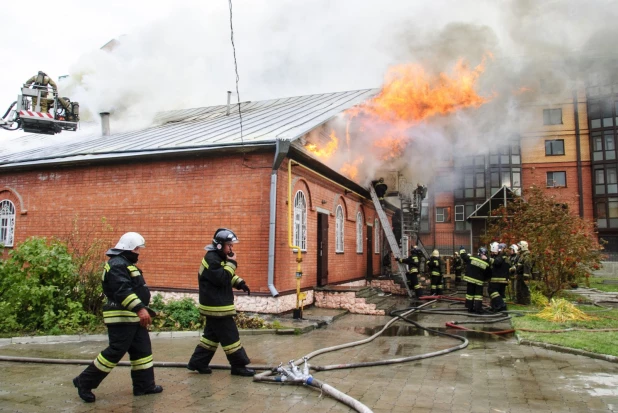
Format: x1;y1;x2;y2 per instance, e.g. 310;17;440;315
0;298;475;413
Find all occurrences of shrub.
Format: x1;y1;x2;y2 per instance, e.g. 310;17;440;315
150;295;204;330
0;237;97;333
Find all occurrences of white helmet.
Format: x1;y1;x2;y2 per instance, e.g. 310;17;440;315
432;249;440;257
518;240;529;252
490;242;500;254
114;232;146;251
509;244;519;254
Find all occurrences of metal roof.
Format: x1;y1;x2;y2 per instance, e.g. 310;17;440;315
0;89;379;168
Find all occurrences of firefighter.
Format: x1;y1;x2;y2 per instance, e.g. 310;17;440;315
453;251;463;284
427;249;443;295
461;246;491;314
187;228;254;376
488;242;509;312
397;245;424;299
508;244;519;301
23;71;76;117
515;240;532;305
73;232;162;403
372;177;388;206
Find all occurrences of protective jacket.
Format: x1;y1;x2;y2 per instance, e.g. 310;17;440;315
102;253;150;324
517;251;533;279
461;252;491;285
198;250;245;317
454;256;463;272
25;73;57;93
399;253;421;274
427;257;442;276
490;253;510;284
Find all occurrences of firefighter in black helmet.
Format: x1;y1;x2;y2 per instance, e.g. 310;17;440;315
397;245;424;299
461;246;491;314
372;177;388;206
187;228;254;376
73;232;162;403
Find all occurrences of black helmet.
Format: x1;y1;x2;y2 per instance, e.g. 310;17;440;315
212;228;239;250
478;247;488;256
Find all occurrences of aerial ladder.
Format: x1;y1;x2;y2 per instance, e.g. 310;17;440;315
1;85;79;135
400;184;430;260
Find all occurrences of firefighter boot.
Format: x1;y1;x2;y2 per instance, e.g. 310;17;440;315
134;385;163;396
231;366;255;376
73;376;96;403
187;361;212;374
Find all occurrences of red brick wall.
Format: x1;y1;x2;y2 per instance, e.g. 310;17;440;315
0;153;389;295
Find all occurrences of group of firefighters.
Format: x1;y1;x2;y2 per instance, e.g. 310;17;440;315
397;240;533;313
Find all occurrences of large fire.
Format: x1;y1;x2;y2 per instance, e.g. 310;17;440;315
304;56;493;181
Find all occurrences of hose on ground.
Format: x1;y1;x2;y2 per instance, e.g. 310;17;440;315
2;101;16;119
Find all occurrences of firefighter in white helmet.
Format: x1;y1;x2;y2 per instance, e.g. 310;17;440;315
508;244;519;301
73;232;162;403
515;240;532;305
488;242;509;312
427;249;443;295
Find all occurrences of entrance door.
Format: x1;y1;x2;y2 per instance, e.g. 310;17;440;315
317;213;329;286
366;225;373;278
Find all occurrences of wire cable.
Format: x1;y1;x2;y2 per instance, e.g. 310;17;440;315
228;0;244;145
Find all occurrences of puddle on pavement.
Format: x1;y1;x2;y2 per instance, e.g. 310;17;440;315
564;373;618;397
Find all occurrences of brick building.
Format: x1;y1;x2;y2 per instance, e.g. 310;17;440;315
0;90;396;314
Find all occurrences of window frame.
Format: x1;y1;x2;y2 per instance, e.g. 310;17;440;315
545;139;565;156
455;205;464;222
546;171;567;188
335;205;344;253
0;199;16;248
293;190;307;251
436;207;450;223
543;108;563;125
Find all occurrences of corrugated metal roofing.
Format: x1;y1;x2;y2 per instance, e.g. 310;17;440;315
0;89;379;168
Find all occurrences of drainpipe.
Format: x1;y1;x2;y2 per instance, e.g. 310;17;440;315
267;139;290;297
226;91;232;116
100;112;110;136
573;89;584;217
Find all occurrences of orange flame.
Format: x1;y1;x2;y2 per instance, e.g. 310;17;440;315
340;157;364;180
358;54;492;123
373;136;408;160
305;130;339;158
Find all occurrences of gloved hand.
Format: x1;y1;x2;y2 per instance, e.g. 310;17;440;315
238;282;251;295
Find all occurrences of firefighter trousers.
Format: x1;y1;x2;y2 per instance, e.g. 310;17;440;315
488;283;507;311
465;282;484;313
430;275;443;295
406;272;424;298
76;323;155;393
515;275;531;305
189;316;250;369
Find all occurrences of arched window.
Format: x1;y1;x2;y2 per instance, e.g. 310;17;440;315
374;218;380;254
335;205;344;253
293;190;307;251
356;211;363;253
0;200;15;247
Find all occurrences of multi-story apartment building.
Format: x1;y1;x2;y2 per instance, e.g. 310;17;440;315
417;78;618;258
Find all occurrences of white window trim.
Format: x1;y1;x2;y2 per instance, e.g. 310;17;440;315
356;211;363;253
436;207;446;223
0;199;16;247
336;205;344;253
293;190;307;251
374;218;380;254
455;205;464;222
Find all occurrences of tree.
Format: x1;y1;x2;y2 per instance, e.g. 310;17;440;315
482;186;605;300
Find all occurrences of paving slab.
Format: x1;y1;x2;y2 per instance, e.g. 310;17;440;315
1;297;618;412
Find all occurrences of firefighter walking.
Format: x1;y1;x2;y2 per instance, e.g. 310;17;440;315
187;228;254;376
427;249;443;295
461;247;491;314
73;232;162;403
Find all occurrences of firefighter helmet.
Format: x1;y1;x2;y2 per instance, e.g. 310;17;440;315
498;243;507;251
114;232;145;251
212;228;239;250
432;249;440;257
478;247;488;256
518;240;529;252
490;242;500;254
510;244;519;254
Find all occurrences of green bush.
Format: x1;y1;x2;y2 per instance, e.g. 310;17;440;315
0;237;97;333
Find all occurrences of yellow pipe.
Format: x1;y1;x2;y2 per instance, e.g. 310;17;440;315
287;159;369;311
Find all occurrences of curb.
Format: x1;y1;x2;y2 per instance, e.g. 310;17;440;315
517;336;618;364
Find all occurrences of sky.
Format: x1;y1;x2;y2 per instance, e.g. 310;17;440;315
1;0;617;183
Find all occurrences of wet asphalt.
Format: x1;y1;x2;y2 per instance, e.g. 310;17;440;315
1;298;617;412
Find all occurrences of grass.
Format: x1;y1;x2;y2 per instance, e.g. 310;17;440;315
588;276;618;292
510;304;618;356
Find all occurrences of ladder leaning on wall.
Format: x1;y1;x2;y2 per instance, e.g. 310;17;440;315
369;185;413;298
